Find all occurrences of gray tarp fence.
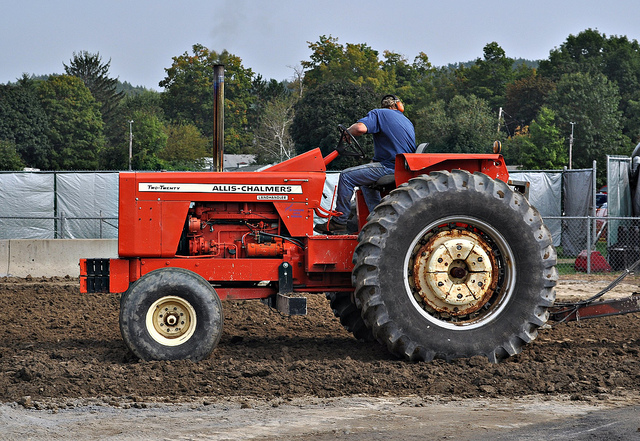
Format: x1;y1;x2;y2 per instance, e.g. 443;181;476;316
56;173;119;239
608;155;635;246
0;173;54;239
510;168;595;252
509;170;563;246
0;172;118;239
561;169;595;256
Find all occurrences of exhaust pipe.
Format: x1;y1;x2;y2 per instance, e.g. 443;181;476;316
212;65;224;172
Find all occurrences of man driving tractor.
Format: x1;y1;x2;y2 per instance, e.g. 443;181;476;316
315;94;416;234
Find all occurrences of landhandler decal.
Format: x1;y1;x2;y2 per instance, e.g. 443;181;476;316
138;183;303;194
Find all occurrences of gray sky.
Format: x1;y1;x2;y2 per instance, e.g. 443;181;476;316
2;0;640;90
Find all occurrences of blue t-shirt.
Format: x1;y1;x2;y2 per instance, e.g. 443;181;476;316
358;108;416;169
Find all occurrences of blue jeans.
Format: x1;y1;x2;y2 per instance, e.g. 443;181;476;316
333;162;393;224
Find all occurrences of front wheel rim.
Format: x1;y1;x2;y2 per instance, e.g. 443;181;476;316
404;216;516;330
145;296;197;346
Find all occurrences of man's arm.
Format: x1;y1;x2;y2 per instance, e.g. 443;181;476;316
347;122;367;137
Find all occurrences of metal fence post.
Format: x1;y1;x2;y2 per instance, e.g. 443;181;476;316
59;211;65;239
586;215;592;274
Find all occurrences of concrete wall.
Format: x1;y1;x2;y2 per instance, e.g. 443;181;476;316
0;239;118;278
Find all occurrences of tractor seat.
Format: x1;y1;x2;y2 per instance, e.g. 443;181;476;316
369;174;396;192
369;144;427;193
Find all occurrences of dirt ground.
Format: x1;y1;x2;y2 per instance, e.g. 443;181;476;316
1;275;640;439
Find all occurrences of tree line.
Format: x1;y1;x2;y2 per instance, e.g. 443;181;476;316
1;29;639;182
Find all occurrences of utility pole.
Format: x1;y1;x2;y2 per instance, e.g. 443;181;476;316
569;122;575;170
128;120;134;171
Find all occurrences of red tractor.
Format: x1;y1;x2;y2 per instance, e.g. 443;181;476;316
80;121;559;363
80;67;564;362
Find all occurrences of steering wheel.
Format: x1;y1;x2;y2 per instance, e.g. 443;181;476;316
337;124;367;160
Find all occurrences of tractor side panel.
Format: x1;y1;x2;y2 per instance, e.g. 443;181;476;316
118;175;191;258
118;170;327;257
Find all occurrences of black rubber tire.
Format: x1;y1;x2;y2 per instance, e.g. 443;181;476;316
326;292;375;341
352;170;557;362
119;267;224;361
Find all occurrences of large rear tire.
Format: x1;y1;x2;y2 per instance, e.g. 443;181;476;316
353;170;557;362
326;292;374;341
120;267;223;361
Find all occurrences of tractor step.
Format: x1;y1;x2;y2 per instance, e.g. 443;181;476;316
262;293;307;316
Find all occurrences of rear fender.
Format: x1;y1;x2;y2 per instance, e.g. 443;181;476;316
395;153;509;185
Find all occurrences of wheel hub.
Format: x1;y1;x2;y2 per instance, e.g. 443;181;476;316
412;229;498;316
146;296;197;346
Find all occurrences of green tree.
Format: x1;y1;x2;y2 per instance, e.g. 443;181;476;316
509;107;567;169
540;29;615;78
500;125;528;167
458;42;516;110
128;110;168;170
382;51;437;110
415;94;497;153
160;44;255;154
99;90;165;169
546;72;629;171
300;35;345;89
539;29;640;141
290;80;377;169
430;65;463;103
159;123;208;170
301;35;394;93
249;75;292;138
0;140;25;170
504;71;555;129
0;79;51;169
64;51;124;131
123;89;165;116
37;75;105;170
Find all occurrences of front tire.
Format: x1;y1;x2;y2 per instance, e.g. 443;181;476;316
120;267;224;361
353;170;557;362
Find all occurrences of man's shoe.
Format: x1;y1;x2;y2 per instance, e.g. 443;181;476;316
314;218;347;234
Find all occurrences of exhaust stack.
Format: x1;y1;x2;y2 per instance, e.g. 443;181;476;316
213;65;224;172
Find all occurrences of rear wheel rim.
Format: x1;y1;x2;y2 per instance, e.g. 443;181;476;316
403;215;516;330
145;296;197;346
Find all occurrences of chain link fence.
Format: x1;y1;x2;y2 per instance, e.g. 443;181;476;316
549;215;640;274
0;213;118;239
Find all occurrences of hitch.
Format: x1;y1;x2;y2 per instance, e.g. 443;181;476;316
261;293;307;316
551;294;640;323
260;262;307;315
550;259;640;324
